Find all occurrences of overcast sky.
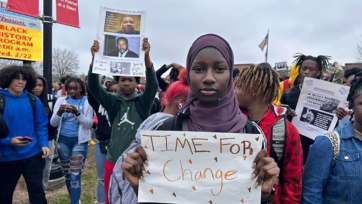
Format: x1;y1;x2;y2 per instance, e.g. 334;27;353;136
32;0;362;74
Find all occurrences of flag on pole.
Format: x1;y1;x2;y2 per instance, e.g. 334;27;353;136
258;33;269;51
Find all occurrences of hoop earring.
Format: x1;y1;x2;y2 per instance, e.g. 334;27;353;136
178;103;183;109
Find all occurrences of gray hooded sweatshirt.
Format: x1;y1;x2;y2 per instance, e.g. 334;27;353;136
109;112;173;204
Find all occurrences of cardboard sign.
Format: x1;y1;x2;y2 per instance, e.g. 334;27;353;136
139;130;262;204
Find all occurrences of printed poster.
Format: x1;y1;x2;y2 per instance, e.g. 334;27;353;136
93;6;146;77
138;130;263;204
292;77;350;139
275;61;287;71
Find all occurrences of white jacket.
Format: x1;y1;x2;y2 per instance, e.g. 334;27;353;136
50;96;94;144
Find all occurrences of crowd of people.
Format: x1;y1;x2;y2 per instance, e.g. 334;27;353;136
0;34;361;204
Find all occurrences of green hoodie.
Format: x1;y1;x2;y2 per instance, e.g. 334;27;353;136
87;66;158;163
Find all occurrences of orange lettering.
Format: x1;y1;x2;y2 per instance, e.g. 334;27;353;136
194;171;202;180
180;160;193;181
160;135;174;152
220;138;235;153
192;138;210;153
241;141;253;155
225;170;237;180
211;170;223;196
175;137;194;155
162;160;180;182
143;135;160;151
203;168;215;179
230;144;240;154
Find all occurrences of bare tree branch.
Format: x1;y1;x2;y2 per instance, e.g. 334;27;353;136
357;40;362;63
0;47;79;81
0;59;21;69
52;47;80;80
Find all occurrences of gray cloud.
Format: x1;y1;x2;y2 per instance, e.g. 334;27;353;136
49;0;362;75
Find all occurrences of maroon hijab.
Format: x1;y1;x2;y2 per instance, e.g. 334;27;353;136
181;34;247;133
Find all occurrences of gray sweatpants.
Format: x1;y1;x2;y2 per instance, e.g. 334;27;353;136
42;139;55;191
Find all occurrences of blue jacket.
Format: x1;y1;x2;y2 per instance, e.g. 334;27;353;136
302;121;362;204
0;90;48;161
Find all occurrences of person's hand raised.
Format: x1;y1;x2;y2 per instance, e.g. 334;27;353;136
91;40;100;58
142;37;151;56
166;63;183;70
121;146;148;196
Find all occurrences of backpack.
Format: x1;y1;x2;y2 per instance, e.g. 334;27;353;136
270;117;287;171
0;93;36;116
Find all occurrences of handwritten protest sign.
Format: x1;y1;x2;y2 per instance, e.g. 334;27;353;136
138;130;262;204
292;77;350;139
93;6;146;77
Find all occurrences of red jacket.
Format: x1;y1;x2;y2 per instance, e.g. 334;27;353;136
242;105;303;204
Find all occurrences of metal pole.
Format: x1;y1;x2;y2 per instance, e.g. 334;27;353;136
265;29;269;63
23;60;31;66
43;0;53;93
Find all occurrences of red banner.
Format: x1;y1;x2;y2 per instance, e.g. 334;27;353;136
6;0;39;18
56;0;79;28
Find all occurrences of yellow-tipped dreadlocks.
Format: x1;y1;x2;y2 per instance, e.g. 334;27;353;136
234;63;280;104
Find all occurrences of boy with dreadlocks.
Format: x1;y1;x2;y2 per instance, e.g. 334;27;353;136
235;63;303;204
280;53;331;164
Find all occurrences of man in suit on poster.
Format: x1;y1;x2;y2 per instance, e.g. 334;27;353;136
109;37;139;58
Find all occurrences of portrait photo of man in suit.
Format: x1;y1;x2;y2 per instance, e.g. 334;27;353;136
117;17;140;34
109;37;139;58
110;62;131;75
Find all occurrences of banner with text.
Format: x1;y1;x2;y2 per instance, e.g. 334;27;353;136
0;23;42;61
1;1;41;30
139;130;262;204
93;6;146;77
6;0;38;18
292;78;350;139
56;0;79;28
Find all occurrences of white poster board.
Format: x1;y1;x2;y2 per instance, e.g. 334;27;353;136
138;130;262;204
292;77;350;139
275;61;288;71
93;6;146;77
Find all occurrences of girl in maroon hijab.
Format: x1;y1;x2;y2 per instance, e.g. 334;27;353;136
121;34;280;203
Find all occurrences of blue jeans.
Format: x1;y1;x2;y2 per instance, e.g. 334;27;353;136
58;136;88;204
95;140;107;203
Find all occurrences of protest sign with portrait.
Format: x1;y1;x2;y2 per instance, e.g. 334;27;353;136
292;77;350;139
93;6;146;77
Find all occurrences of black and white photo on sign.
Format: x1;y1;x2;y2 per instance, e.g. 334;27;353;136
93;7;146;77
300;107;333;131
103;35;140;58
275;61;287;71
319;98;340;113
109;61;131;75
